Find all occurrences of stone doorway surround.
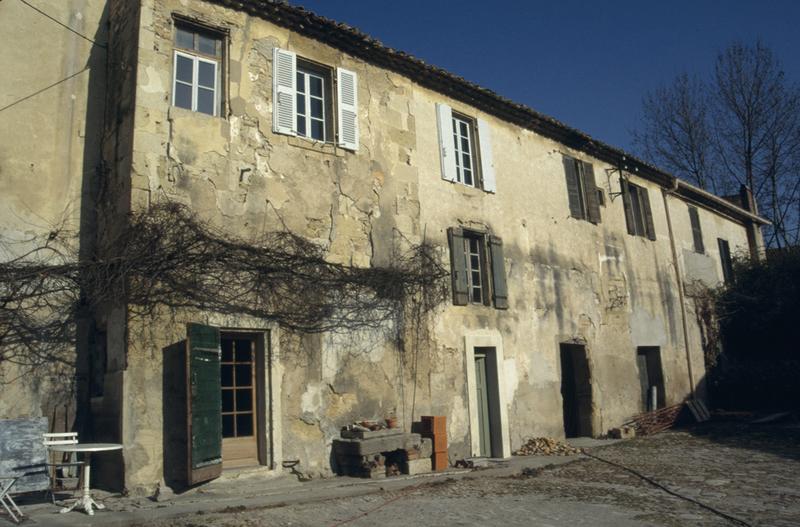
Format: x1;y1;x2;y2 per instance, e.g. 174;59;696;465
464;330;511;458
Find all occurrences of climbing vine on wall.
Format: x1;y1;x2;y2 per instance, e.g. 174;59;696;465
0;201;449;371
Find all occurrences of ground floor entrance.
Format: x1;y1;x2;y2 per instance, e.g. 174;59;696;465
220;333;263;469
559;343;593;438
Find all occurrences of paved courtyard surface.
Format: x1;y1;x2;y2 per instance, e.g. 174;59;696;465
139;421;799;527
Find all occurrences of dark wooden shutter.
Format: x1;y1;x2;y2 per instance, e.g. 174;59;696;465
563;157;583;219
688;206;704;253
582;161;602;224
186;323;222;485
640;187;657;240
488;235;509;310
447;227;469;305
620;178;636;235
718;238;733;283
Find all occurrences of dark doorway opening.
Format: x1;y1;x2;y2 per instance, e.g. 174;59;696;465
636;346;665;411
559;343;593;437
474;347;503;457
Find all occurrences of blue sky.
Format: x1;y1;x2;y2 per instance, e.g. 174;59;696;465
292;0;800;153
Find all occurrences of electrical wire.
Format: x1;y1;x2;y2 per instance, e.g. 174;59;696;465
0;66;90;114
17;0;107;48
583;451;753;527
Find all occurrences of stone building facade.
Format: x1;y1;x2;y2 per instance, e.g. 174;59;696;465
0;0;767;494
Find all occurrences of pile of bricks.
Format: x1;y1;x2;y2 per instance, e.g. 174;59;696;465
332;428;433;478
513;437;583;456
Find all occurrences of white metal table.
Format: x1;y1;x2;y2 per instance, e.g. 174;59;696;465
48;443;123;516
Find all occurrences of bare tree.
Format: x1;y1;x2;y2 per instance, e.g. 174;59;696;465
633;74;716;193
633;41;800;247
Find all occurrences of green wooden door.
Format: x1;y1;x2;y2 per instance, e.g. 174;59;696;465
474;353;492;457
186;323;223;485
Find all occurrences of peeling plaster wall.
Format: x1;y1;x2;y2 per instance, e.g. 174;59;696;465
103;0;757;493
0;0;108;423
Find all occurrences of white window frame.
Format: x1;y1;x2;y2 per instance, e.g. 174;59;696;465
295;67;327;142
452;114;478;187
464;234;486;304
172;50;219;117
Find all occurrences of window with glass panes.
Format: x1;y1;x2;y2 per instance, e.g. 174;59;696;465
452;114;478;187
220;337;256;439
173;24;223;116
296;65;327;141
464;234;485;304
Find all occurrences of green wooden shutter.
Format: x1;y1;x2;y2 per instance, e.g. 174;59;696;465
582;161;602;224
718;238;733;283
448;227;469;305
489;235;509;310
620;178;636;235
640;188;657;241
563;157;583;219
186;322;222;485
688;206;704;253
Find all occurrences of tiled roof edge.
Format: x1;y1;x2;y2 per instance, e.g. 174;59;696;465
207;0;768;225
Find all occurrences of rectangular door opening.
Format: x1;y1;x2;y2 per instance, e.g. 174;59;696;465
473;346;503;457
636;346;665;411
220;332;265;469
559;343;593;438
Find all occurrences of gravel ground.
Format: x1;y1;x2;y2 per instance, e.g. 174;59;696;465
144;422;800;527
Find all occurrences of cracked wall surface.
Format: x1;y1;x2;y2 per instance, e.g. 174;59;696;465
93;0;754;494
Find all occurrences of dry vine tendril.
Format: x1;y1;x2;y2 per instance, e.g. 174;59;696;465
1;202;449;370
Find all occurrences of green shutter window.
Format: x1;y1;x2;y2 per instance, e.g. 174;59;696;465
640;187;656;241
489;236;509;310
689;206;704;253
563;156;584;220
718;238;733;283
448;227;469;305
186;322;222;485
620;178;636;235
582;161;602;224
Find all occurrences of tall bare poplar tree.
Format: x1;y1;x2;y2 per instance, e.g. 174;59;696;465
633;41;800;248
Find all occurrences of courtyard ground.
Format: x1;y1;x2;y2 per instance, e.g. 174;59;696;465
8;419;799;526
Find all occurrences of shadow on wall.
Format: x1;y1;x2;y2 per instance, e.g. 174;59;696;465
163;340;188;492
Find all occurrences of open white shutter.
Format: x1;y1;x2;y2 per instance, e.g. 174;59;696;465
477;118;496;193
337;68;358;150
436;103;457;182
272;47;296;135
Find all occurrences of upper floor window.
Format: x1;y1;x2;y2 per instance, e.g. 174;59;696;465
562;156;602;224
621;179;656;240
452;113;477;187
718;238;734;283
448;227;508;309
688;205;705;253
436;103;497;193
295;60;333;142
172;23;223;116
272;48;359;151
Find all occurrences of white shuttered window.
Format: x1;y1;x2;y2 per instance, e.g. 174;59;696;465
337;68;359;151
272;48;297;135
436;103;496;193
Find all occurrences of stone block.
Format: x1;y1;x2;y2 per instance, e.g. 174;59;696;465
609;426;636;439
405;458;431;476
419;437;433;458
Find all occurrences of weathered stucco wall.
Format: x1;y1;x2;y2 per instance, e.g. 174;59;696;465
99;0;758;494
0;0;107;423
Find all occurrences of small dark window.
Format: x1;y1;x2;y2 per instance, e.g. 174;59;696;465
447;228;508;309
597;188;606;207
622;180;656;240
688;205;704;254
563;156;601;223
718;238;734;283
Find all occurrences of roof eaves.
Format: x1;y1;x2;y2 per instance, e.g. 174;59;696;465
206;0;768;225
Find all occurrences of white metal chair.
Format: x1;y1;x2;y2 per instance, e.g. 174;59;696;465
0;477;23;524
43;432;84;505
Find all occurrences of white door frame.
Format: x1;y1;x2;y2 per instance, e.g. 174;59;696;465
464;330;511;458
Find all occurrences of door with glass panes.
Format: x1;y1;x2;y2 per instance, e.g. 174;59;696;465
220;334;259;468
